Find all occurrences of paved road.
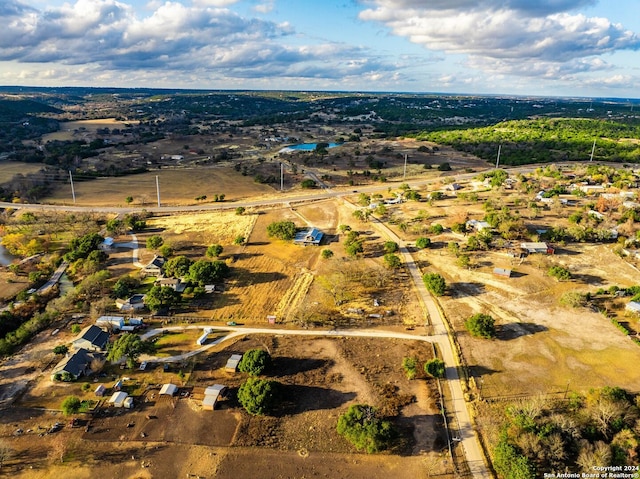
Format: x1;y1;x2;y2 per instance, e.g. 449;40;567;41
36;261;69;294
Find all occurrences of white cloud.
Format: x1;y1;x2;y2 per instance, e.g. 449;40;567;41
358;0;640;78
253;1;274;14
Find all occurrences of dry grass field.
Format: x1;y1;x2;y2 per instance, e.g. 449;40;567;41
0;161;43;183
41;167;274;207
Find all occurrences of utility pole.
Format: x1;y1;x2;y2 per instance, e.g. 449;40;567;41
589;138;596;162
495;144;502;169
403;154;408;181
69;170;76;204
280;163;284;191
156;175;161;207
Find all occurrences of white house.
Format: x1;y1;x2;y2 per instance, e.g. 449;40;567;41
96;316;125;331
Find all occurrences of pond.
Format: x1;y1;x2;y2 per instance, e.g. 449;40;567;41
0;241;15;267
279;142;341;152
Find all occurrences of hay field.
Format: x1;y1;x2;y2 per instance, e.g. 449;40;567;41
41;167;274;206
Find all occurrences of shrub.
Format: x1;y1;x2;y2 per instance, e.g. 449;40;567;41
422;273;446;296
61;396;82;416
336;404;395;453
424;358;445;378
415;237;431;249
383;254;401;269
402;357;418;380
321;249;334;259
548;265;572;281
464;313;496;339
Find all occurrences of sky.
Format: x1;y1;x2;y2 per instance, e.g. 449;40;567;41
1;0;639;98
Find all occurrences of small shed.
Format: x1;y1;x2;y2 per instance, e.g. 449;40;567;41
123;397;134;409
294;227;324;246
196;331;209;346
159;383;178;396
108;391;129;408
114;379;123;391
493;268;512;278
626;302;640;314
202;384;227;411
225;354;243;372
94;384;106;397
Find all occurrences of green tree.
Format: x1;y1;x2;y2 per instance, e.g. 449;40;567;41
159;244;174;258
548;266;572;281
125;196;133;205
164;255;193;277
107;333;155;369
346;241;364;257
301;179;317;188
144;285;182;312
112;276;139;299
64;232;104;262
71;324;81;334
383;241;399;254
188;260;230;286
233;236;246;245
266;221;297;240
415;237;431;249
465;313;496;339
237;377;279;416
53;345;69;355
235;206;246;215
422;273;446;296
321;249;334;259
493;433;535;479
61;396;82;416
238;349;271;376
206;244;224;258
336;404;395;453
424;358;445;378
146;235;164;250
383;254;401;269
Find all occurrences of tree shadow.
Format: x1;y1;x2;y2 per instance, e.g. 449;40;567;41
574;273;605;285
270;357;332;377
509;270;527;278
553;247;581;256
498;322;548;340
468;364;500;377
232;269;288;284
275;385;356;415
449;282;486;297
232;252;262;261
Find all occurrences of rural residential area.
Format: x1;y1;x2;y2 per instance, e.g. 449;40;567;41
1;88;640;479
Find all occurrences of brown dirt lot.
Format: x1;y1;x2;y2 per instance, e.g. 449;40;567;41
1;335;450;479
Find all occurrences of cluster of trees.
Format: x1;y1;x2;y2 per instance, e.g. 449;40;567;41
344;230;364;257
266;221;297;240
0;310;57;357
492;387;640;478
64;232;103;262
419;118;640;166
402;356;445;379
236;349;279;416
107;333;156;369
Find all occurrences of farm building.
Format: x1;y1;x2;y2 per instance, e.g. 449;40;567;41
72;325;110;352
493;268;512;278
108;391;132;408
626;302;640;314
203;384;227;411
293;227;324;246
225;354;243;372
140;255;165;277
100;237;115;251
115;294;146;312
466;219;491;231
155;277;187;292
520;242;554;254
94;384;106;397
159;383;178;396
96;316;125;331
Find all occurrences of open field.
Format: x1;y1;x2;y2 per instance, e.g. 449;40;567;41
40;167;275;207
0;162;43;183
1;334;450;479
41;118;137;142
